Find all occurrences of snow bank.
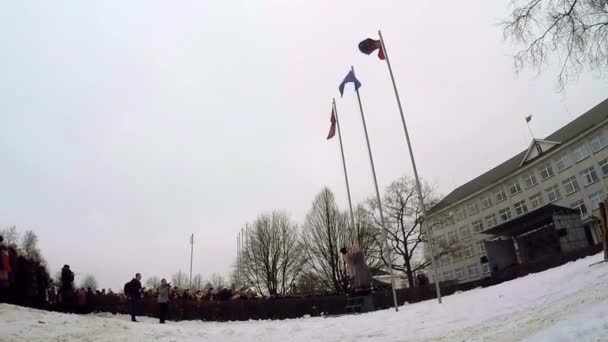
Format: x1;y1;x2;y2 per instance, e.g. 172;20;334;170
2;253;608;341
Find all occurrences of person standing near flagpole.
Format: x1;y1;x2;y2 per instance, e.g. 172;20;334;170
338;67;399;312
358;31;443;304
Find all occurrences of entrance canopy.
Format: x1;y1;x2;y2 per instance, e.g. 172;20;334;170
484;204;578;237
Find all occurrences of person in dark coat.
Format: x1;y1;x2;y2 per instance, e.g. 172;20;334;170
126;273;142;322
60;265;75;312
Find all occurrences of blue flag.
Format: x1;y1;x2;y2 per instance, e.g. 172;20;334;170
339;70;362;97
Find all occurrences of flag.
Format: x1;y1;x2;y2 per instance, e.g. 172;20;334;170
358;38;385;60
190;234;194;245
525;115;533;123
327;108;336;140
339;70;362;97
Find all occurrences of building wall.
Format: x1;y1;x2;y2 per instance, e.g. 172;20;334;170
427;120;608;284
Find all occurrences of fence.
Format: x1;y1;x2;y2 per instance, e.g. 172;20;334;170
89;245;601;322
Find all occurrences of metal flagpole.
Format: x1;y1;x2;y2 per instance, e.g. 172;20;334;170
378;30;442;304
333;98;357;235
237;232;241;287
526;116;535;139
350;66;399;312
241;227;245;286
189;233;194;289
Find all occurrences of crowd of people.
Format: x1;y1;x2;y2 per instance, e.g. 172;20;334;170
122;272;261;323
2;233;384;323
0;235;50;309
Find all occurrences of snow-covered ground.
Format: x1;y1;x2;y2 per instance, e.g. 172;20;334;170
2;253;608;342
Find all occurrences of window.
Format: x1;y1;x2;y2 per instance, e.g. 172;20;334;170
443;271;454;281
454;207;466;221
481;196;492;209
555;156;570;172
485;214;497;228
481;263;490;274
590;191;605;210
452;250;462;261
513;200;528;216
448;231;458;243
574;144;590;162
468;264;480;277
599;158;608;177
463;246;474;258
499;207;512;222
508;181;521;195
538;164;554;180
455;267;466;280
495;189;507;203
581;167;599;186
468;202;479;215
562;176;580;195
523;174;538;188
590;135;606;152
460;226;471;239
472;220;484;233
476;240;486;253
529;193;544;209
440;253;451;265
571;200;588;216
545;185;561;203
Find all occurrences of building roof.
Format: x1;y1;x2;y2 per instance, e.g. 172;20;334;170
429;98;608;215
483;204;578;237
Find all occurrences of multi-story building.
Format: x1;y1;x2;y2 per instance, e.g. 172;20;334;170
426;98;608;284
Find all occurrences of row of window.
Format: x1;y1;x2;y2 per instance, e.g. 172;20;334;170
450;135;608;223
441;263;490;282
436;241;486;268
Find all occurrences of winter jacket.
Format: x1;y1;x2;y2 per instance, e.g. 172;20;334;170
158;284;170;303
61;267;74;290
127;278;142;298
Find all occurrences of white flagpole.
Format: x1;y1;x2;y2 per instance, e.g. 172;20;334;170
350;66;399;312
237;232;241;287
526;116;535;139
333;98;357;237
189;233;194;289
378;30;442;304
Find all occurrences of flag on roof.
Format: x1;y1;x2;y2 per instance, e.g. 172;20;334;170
358;38;385;60
327;108;336;140
526;115;533;123
339;70;362;97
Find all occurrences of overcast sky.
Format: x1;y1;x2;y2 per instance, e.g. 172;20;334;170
1;1;607;290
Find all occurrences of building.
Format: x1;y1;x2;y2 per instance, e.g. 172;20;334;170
426;98;608;284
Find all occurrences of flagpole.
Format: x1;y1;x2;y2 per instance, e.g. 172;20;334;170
350;66;399;312
237;232;240;287
526;117;535;139
378;30;442;304
189;233;194;289
333;98;357;236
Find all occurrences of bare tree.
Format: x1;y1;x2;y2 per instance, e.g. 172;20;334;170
21;230;40;256
209;273;225;289
240;211;305;296
191;274;204;290
300;188;378;294
81;274;98;291
145;276;161;289
171;270;189;288
502;0;608;89
0;226;19;244
366;176;454;288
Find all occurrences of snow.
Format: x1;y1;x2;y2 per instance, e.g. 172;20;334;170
2;253;608;342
